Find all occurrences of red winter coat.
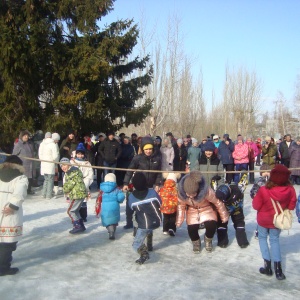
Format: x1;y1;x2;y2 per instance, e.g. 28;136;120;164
252;185;296;228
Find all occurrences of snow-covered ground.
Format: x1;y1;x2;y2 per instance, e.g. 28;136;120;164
1;178;300;300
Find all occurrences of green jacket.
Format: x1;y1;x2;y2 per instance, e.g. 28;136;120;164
63;167;87;200
262;143;277;168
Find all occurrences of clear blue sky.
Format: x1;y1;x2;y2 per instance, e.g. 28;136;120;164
101;0;300;111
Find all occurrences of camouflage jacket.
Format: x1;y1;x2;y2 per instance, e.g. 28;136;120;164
63;166;87;200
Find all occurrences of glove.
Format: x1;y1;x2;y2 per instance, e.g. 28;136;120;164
211;175;221;181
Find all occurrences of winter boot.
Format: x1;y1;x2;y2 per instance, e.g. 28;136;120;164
274;262;286;280
135;244;149;265
69;220;85;234
192;239;201;253
0;267;19;276
217;227;229;248
259;259;273;276
147;233;153;251
107;225;115;240
204;236;213;252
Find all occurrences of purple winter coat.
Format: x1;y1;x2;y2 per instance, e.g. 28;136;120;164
288;142;300;176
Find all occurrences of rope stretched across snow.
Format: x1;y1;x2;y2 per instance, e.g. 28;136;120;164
1;153;298;174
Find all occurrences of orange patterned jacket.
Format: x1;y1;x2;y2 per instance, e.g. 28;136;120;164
159;179;178;214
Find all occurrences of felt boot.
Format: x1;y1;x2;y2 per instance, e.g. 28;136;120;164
107;225;115;240
204;236;213;252
192;239;201;253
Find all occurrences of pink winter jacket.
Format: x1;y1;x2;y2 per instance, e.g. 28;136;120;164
176;188;229;227
232;143;249;164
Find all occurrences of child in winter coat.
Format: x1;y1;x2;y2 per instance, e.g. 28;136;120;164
159;172;180;236
71;143;94;222
253;164;296;280
250;163;271;238
128;172;162;264
60;157;87;234
250;164;271;199
215;184;249;248
100;173;125;240
0;156;28;276
176;171;229;253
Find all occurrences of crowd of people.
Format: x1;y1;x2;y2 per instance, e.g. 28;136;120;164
0;129;300;280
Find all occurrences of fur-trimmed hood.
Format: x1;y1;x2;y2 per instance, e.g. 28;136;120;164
178;172;208;203
0;162;25;182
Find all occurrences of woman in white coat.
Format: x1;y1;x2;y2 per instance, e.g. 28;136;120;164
160;138;175;171
38;132;60;199
0;155;28;276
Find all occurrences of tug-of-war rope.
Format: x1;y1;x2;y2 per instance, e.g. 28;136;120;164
2;153;299;175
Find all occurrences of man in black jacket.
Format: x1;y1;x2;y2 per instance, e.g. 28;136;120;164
122;136;162;229
99;131;122;176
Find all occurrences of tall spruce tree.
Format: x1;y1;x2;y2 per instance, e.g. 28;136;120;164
0;0;153;143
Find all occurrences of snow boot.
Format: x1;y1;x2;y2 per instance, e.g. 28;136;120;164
0;267;19;276
192;239;201;253
147;233;153;251
259;259;273;276
107;225;115;240
69;220;85;234
274;262;286;280
135;244;149;265
204;236;213;252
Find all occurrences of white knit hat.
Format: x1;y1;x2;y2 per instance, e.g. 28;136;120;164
52;132;60;141
177;138;183;144
104;173;116;183
191;138;198;144
167;173;178;182
45;132;52;138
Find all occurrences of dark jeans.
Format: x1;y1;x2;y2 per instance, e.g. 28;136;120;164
163;212;177;232
96;168;104;188
223;164;234;183
0;242;17;272
187;221;217;241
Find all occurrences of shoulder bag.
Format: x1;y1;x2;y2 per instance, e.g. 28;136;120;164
271;198;292;230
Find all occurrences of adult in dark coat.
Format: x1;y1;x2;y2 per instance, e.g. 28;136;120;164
116;137;135;186
12;130;35;194
173;138;187;172
94;133;106;187
218;134;235;184
59;130;78;159
99;131;122;176
122;136;162;229
279;134;292;168
288;137;300;184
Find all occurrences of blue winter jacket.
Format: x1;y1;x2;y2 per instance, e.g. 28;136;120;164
128;189;162;229
218;139;234;164
100;181;125;227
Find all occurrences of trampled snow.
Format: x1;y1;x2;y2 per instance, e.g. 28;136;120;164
1;180;300;300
